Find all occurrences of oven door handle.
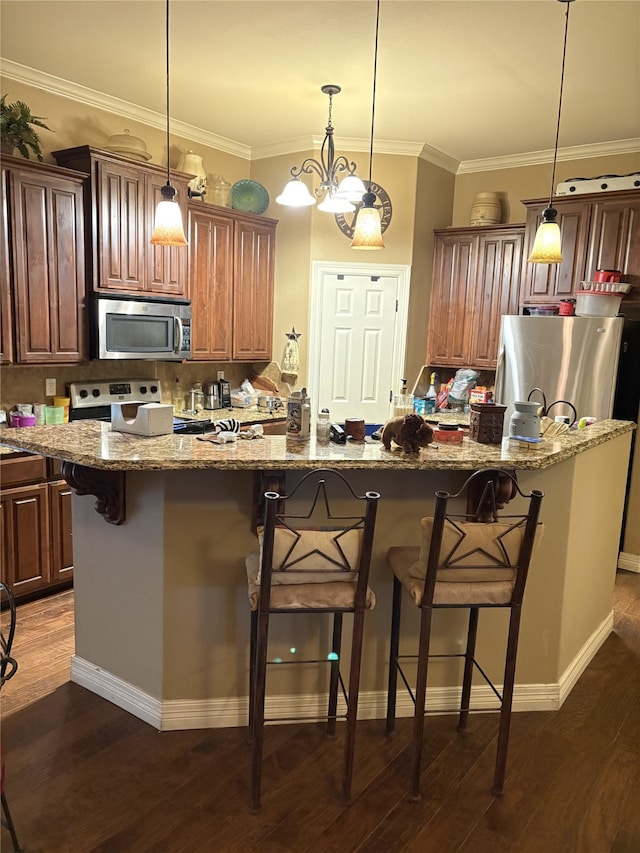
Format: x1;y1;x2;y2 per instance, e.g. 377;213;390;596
174;317;184;355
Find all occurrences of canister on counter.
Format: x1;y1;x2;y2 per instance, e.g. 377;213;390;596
286;388;311;440
559;299;576;316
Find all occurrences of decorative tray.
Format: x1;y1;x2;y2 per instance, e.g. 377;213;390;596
231;180;270;215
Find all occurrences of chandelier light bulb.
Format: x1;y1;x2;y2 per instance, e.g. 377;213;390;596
276;178;316;207
335;174;367;202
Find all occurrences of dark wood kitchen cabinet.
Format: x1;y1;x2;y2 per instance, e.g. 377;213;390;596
586;192;640;302
426;225;523;369
0;162;13;363
187;202;277;361
52;146;189;298
521;189;640;306
0;156;87;364
0;454;73;601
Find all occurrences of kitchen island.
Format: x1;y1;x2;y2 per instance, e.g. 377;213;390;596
1;420;634;731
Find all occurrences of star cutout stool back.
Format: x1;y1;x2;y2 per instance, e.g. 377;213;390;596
385;469;543;801
245;469;379;812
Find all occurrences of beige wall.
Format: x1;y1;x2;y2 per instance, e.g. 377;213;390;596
3;79;250;188
405;158;456;389
453;152;640;227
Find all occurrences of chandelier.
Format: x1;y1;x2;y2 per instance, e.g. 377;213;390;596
276;85;366;214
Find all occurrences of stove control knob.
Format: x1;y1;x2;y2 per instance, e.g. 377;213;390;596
140;386;147;395
92;389;101;398
79;389;88;399
150;385;158;394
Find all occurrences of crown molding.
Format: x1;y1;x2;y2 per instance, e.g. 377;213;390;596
251;134;424;161
457;138;640;174
418;143;460;174
0;59;251;160
4;59;638;172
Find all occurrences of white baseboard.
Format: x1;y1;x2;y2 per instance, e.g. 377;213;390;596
618;551;640;573
70;611;613;731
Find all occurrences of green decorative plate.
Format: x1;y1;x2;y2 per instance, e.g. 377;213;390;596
231;180;270;215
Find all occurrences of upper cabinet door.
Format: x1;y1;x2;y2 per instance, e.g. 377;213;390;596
9;165;86;364
0;165;14;364
587;194;640;302
426;231;478;367
188;206;234;360
232;220;276;361
521;199;592;304
97;160;146;292
468;229;523;368
146;172;189;297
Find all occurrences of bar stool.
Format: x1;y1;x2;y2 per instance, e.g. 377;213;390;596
246;469;379;813
385;469;543;801
1;582;21;852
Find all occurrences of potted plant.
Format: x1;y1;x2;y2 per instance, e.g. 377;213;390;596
0;95;51;161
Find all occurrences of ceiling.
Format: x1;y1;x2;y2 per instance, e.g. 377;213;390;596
1;0;639;169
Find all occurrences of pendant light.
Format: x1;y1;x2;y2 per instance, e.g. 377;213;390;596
150;0;187;246
351;0;384;250
528;0;575;264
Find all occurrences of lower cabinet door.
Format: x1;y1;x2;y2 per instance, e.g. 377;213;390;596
0;483;51;596
49;480;74;583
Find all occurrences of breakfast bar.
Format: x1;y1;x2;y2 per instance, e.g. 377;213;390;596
1;420;634;731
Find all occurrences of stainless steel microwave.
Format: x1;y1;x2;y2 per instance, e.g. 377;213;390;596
94;294;192;361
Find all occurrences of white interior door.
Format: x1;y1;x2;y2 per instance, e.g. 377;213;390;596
309;262;410;425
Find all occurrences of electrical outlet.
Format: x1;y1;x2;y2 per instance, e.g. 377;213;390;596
46;378;57;397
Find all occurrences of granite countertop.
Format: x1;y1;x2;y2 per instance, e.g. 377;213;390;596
0;419;634;472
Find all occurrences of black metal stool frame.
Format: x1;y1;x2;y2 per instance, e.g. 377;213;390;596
249;469;379;813
1;582;21;851
385;469;543;801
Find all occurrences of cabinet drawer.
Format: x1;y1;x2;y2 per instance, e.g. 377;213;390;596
0;454;47;487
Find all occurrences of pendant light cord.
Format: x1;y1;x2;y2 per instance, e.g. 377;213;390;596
164;0;171;187
367;0;381;188
548;0;572;208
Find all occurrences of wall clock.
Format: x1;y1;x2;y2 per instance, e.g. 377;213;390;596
335;181;392;239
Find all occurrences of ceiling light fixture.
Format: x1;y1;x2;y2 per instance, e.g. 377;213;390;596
528;0;575;264
150;0;187;246
276;85;366;214
351;0;384;250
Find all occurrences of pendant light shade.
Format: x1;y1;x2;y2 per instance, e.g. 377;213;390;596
527;207;563;263
350;192;384;249
528;0;575;265
351;0;384;250
150;0;187;247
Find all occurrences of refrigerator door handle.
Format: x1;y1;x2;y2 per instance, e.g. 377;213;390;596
495;345;506;402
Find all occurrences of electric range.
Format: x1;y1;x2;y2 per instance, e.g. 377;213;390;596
67;379;217;434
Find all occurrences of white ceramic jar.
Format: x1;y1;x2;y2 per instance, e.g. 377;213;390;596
509;401;540;439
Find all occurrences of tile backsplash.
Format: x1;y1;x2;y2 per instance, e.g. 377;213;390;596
0;361;265;412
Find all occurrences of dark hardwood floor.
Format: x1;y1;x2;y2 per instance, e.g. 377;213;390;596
2;572;639;853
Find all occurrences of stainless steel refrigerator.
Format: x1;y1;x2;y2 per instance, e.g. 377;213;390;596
495;314;640;427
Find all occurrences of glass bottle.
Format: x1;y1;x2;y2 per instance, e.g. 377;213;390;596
425;372;438;413
393;379;413;417
316;408;331;443
172;377;184;414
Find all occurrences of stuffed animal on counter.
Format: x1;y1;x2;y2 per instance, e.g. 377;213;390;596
382;413;434;453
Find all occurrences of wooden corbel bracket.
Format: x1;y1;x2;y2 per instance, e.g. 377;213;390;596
61;462;126;525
